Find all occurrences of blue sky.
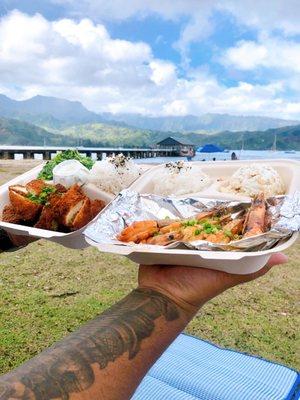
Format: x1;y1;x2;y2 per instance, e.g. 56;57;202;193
0;0;300;119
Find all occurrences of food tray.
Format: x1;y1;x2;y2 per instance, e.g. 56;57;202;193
0;164;114;249
85;233;298;274
129;159;300;201
85;159;300;274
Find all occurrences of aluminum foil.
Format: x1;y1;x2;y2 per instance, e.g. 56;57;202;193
84;190;300;252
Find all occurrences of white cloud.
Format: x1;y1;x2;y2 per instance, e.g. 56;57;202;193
0;10;300;120
149;60;176;86
221;0;300;37
222;36;300;73
50;0;300;62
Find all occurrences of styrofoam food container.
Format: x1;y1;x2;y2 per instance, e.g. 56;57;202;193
85;159;299;274
85;233;298;274
129;159;300;201
0;164;114;249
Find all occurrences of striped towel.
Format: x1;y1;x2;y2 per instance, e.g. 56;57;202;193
132;334;299;400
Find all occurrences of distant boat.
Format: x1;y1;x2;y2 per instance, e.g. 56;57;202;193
285;150;296;154
271;133;277;152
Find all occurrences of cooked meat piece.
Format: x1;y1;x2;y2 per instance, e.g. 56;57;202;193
9;184;28;196
157;219;178;228
160;222;182;234
34;206;58;231
2;205;23;224
146;230;183;245
55;184;67;194
9;187;42;221
117;220;158;242
26;179;48;195
223;218;244;235
195;211;215;221
90;199;106;219
202;231;231;244
55;184;86;227
72;198;91;230
243;194;266;238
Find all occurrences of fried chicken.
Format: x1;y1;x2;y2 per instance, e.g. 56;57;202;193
3;181;106;233
2;205;23;224
9;186;42;221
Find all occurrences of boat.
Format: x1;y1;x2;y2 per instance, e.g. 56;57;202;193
271;133;277;152
285;150;296;154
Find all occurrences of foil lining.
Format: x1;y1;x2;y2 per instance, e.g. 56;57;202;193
84;190;300;252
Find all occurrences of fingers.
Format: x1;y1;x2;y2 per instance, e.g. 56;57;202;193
242;252;288;282
266;252;288;268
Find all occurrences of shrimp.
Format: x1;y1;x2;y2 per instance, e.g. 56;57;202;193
146;230;183;245
160;221;182;234
243;194;266;238
223;218;244;235
117;220;158;243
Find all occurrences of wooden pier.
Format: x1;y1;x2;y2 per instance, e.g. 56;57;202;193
0;146;175;160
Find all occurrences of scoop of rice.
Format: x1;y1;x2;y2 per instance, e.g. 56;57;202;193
151;162;211;196
89;155;142;195
219;164;285;197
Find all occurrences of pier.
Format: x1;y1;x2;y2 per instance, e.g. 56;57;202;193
0;145;175;160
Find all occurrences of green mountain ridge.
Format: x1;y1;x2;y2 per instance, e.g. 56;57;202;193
1;93;299;133
0;117;299;151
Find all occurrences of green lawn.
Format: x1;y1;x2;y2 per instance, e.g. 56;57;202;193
0;161;299;374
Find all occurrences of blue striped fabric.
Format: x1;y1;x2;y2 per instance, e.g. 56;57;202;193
132;334;299;400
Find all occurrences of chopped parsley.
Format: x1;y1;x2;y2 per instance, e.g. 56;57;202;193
194;229;202;235
224;229;233;238
182;219;197;227
27;186;56;205
202;222;219;234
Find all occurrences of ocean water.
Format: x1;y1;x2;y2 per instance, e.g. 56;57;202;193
136;150;300;164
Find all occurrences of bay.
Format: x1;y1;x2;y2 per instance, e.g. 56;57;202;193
136;150;300;164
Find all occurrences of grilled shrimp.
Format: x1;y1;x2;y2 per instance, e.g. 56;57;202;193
117;220;158;243
146;230;183;245
195;210;215;221
160;221;182;234
243;194;266;238
223;218;244;235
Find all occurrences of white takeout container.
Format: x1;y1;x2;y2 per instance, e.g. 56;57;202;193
0;164;114;249
129;159;300;201
85;234;298;275
85;159;300;274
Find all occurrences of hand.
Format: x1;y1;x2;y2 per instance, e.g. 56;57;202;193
138;253;288;318
8;233;37;248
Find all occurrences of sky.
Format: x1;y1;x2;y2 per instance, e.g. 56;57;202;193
0;0;300;119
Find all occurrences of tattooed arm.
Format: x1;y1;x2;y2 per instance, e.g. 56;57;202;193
0;253;287;400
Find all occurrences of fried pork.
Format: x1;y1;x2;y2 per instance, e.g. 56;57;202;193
9;187;42;221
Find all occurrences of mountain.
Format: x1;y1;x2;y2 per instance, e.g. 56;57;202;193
202;125;300;151
0;117;78;146
101;112;300;133
0;94;104;127
0;94;299;133
0;115;299;150
61;122;300;151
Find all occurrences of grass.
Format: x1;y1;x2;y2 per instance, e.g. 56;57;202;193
0;161;299;374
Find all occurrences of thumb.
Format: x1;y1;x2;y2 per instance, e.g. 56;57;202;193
246;252;288;281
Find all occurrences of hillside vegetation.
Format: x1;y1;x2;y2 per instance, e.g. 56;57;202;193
0;117;77;146
0;115;299;151
61;122;300;150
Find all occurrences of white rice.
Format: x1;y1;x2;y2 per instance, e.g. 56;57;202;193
151;162;211;196
88;155;142;195
219;164;285;197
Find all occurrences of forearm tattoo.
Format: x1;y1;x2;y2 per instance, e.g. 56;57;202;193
0;288;179;399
